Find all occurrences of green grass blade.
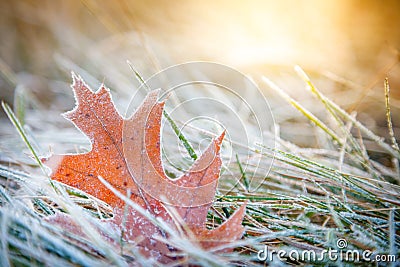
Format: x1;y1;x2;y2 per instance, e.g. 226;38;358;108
163;111;198;160
127;60;198;160
384;78;400;152
1;101;46;174
13;86;26;127
236;153;249;190
263;76;343;146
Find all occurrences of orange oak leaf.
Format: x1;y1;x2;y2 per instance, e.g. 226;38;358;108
42;73;246;262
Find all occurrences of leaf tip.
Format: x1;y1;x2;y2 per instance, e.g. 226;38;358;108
214;131;226;152
70;71;83;89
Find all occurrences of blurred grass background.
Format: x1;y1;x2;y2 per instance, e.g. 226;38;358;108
0;0;399;154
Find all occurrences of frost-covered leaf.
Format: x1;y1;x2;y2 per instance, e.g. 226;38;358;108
42;73;246;263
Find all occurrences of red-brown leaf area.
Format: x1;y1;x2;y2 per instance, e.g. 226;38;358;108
42;73;246;263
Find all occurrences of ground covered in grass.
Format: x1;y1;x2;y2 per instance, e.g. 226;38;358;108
0;64;399;266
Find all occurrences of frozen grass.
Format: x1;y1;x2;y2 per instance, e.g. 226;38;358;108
1;2;399;265
0;63;399;266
